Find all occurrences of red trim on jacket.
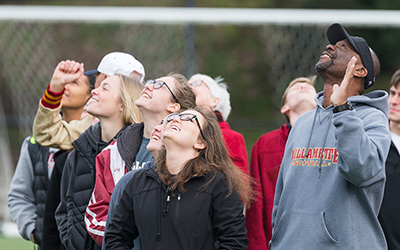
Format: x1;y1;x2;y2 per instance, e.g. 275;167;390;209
85;140;128;246
245;123;291;250
218;120;249;175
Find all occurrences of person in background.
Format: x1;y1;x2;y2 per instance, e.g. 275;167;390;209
52;60;143;250
104;107;251;250
85;74;196;247
188;74;248;175
378;69;400;250
271;23;390;249
246;76;317;250
32;52;145;150
7;68;95;249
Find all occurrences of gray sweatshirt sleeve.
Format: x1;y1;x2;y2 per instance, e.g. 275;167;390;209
7;137;36;241
333;108;391;186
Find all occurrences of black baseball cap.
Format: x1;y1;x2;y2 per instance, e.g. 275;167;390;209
84;69;99;76
327;23;375;89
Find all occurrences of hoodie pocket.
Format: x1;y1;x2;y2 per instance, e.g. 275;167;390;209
270;210;339;248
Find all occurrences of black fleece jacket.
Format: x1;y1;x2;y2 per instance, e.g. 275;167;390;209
378;142;400;250
104;163;248;250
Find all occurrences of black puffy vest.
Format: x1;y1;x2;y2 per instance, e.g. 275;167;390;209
29;137;50;247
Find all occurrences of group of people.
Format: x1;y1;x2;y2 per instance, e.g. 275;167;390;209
6;22;400;249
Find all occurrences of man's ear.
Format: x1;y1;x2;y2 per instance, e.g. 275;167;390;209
166;103;181;113
281;104;290;115
354;66;368;78
194;140;206;150
211;97;220;109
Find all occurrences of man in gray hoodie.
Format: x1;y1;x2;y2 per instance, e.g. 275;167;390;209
270;23;391;249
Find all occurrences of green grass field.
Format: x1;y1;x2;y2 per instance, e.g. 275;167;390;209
0;235;34;250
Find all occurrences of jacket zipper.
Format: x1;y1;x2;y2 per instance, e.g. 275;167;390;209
163;186;171;215
175;193;181;224
163;185;171;250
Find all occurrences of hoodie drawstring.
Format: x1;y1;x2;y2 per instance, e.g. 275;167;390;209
317;114;333;178
303;107;333;178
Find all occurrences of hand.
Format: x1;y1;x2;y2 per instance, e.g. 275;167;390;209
49;60;84;92
330;56;357;106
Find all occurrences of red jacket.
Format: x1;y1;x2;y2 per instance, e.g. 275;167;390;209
219;120;249;175
245;123;290;250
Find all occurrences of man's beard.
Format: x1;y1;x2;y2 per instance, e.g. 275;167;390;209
315;59;333;74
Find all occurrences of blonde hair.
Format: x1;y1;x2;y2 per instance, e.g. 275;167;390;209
281;76;316;107
281;76;316;122
117;74;143;124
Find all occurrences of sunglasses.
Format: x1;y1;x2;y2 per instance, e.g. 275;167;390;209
166;113;205;139
145;80;179;104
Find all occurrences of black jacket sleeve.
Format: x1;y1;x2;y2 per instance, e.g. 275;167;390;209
212;175;248;249
104;179;138;250
41;151;68;250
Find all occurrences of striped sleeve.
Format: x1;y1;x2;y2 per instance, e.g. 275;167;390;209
40;83;64;109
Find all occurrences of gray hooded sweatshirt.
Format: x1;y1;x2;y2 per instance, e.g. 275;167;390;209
271;90;391;250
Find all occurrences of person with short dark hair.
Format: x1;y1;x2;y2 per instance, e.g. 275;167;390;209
271;23;391;249
378;69;400;250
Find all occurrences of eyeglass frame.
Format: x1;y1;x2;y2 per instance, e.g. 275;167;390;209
166;113;205;140
145;80;179;104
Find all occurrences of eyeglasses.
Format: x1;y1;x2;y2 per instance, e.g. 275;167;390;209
145;80;179;104
188;80;202;88
166;113;205;139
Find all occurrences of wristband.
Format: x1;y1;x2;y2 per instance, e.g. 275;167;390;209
333;101;353;113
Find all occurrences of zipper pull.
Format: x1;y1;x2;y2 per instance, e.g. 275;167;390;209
163;186;171;215
178;194;181;201
164;195;170;214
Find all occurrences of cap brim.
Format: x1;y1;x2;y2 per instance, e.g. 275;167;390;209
326;23;375;89
84;69;99;76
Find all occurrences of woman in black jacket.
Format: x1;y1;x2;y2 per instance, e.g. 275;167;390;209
55;72;143;250
105;107;252;250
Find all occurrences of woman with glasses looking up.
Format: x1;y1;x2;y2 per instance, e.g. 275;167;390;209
85;73;197;247
104;107;251;250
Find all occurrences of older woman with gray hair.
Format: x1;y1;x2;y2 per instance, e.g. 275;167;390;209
188;74;248;175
